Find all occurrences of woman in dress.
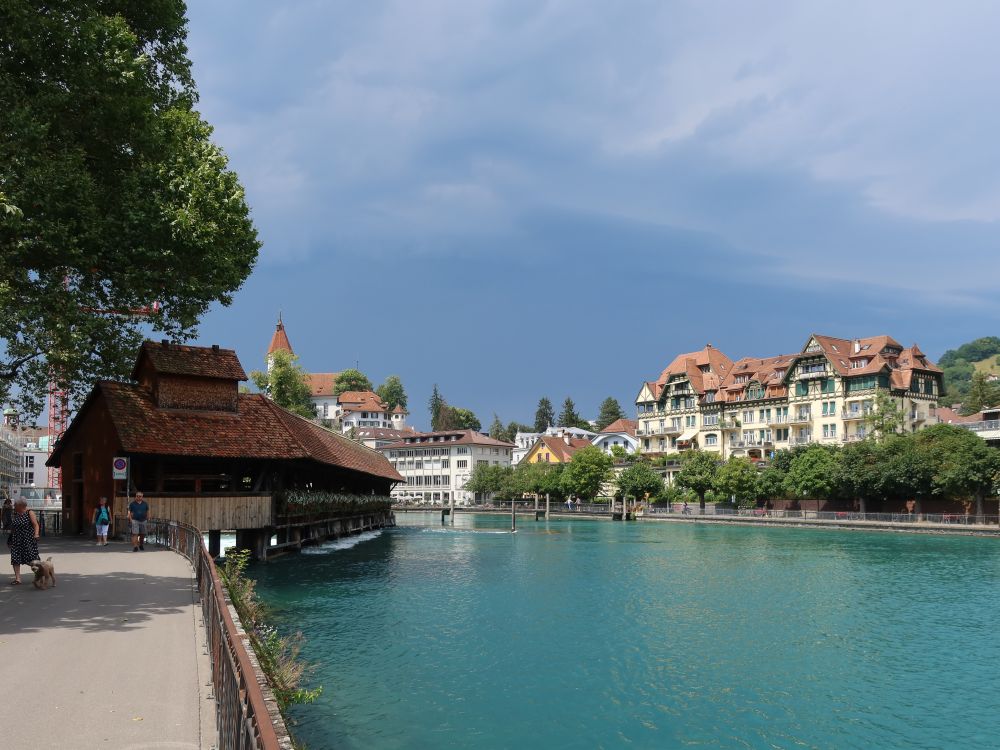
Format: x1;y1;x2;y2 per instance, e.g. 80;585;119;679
9;499;40;585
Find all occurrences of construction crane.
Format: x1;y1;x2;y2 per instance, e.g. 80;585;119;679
46;300;162;487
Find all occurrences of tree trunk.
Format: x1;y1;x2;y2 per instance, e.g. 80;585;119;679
699;492;706;513
859;496;866;515
976;491;984;522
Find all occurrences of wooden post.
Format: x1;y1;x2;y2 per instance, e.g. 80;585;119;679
545;493;550;520
207;529;221;558
450;492;455;525
511;499;516;532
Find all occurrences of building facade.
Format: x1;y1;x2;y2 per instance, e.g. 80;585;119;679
512;426;597;464
635;334;944;460
380;430;515;505
592;418;639;456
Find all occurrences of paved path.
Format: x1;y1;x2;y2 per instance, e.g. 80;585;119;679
0;537;215;749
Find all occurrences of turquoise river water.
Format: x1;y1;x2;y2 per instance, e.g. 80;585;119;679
250;512;1000;749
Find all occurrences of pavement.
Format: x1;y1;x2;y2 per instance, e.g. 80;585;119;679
0;536;216;750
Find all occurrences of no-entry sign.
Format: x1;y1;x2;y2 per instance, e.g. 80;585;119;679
112;457;128;480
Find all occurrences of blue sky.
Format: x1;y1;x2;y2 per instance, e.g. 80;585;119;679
186;1;1000;431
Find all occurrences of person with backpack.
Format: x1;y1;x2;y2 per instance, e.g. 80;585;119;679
92;496;111;547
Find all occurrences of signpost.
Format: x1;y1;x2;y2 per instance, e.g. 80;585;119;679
112;457;128;480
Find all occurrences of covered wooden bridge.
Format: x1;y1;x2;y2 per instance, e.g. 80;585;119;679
47;341;403;556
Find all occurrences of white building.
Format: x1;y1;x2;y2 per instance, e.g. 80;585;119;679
380;429;515;505
335;391;409;433
591;419;639;455
512;425;597;465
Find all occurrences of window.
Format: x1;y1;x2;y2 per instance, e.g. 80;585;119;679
705;434;718;446
795;381;809;396
441;459;450;468
322;403;329;418
457;459;468;468
822;424;837;438
703;415;718;426
704;392;716;403
851;359;869;369
742;411;754;424
24;455;34;468
477;460;488;467
23;471;34;485
821;378;836;393
457;447;469;454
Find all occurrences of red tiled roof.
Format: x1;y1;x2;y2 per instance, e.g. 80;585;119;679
267;320;293;356
600;418;637;436
655;345;734;395
355;427;418;440
533;436;592;462
338;390;390;412
305;373;341;397
380;429;514;451
133;341;247;381
50;382;401;482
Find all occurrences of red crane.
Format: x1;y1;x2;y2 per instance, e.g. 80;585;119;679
46;301;162;488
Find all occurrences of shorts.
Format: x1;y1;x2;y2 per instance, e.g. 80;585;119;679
130;520;147;535
96;523;110;536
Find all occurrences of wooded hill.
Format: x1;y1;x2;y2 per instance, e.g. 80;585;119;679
939;336;1000;413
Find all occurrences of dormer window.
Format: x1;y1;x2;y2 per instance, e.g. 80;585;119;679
851;358;869;368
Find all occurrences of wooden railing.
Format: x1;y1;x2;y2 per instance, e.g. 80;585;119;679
117;516;289;749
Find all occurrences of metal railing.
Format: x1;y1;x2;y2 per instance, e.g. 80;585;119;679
115;517;286;750
960;420;1000;433
642;507;999;525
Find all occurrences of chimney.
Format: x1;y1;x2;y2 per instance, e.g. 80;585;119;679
563;433;571;445
853;339;860;353
161;339;169;347
211;344;220;353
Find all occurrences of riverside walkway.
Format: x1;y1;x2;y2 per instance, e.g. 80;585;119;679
0;537;215;750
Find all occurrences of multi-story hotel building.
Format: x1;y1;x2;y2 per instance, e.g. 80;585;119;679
635;334;943;461
380;429;515;505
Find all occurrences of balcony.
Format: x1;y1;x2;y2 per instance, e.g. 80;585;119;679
787;412;813;424
960;420;1000;441
717;419;741;430
796;368;829;380
769;414;788;425
842;433;868;443
791;435;813;445
842;409;870;421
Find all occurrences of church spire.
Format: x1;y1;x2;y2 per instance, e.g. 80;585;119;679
267;313;294;364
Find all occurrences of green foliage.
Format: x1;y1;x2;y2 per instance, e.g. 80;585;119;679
616;461;664;501
714;457;761;508
463;463;514;500
440;406;481;431
277;491;392;515
915;423;1000;514
488;413;505;440
0;3;259;417
517;461;566;500
534;397;555;432
560;445;614;500
333;368;373;396
863;390;904;439
501;421;533;444
939;336;1000;404
675;450;720;509
220;550;321;711
250;350;314;418
558;397;590;429
429;384;445;431
595;397;626;431
783;445;839;501
961;371;1000;415
610;444;629;461
375;375;407;411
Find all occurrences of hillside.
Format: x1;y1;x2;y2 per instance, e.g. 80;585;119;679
938;336;1000;412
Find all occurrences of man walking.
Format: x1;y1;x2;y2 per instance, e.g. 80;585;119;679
128;492;150;551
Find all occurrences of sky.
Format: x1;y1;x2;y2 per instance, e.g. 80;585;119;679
185;1;1000;432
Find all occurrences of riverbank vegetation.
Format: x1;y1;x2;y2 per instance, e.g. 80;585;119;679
463;424;999;516
220;549;321;713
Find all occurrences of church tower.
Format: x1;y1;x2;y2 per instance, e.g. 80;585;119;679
266;313;294;371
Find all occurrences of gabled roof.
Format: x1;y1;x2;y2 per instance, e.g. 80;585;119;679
49;383;402;482
599;418;637;436
720;354;795;401
524;435;592;463
267;318;293;356
338;390;389;413
132;341;247;381
655;345;733;395
305;373;342;397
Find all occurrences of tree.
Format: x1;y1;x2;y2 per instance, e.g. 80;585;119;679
714;457;761;509
595;397;626;431
488;413;505;440
863;390;904;439
463;463;512;503
916;423;1000;518
250;350;315;419
376;375;407;411
616;461;664;503
518;461;566;501
558;397;590;429
429;384;445;431
560;446;613;500
783;445;840;512
835;440;883;513
962;371;1000;415
0;3;260;417
675;450;720;512
442;406;481;432
534;397;555;432
333;369;373;396
500;421;533;444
